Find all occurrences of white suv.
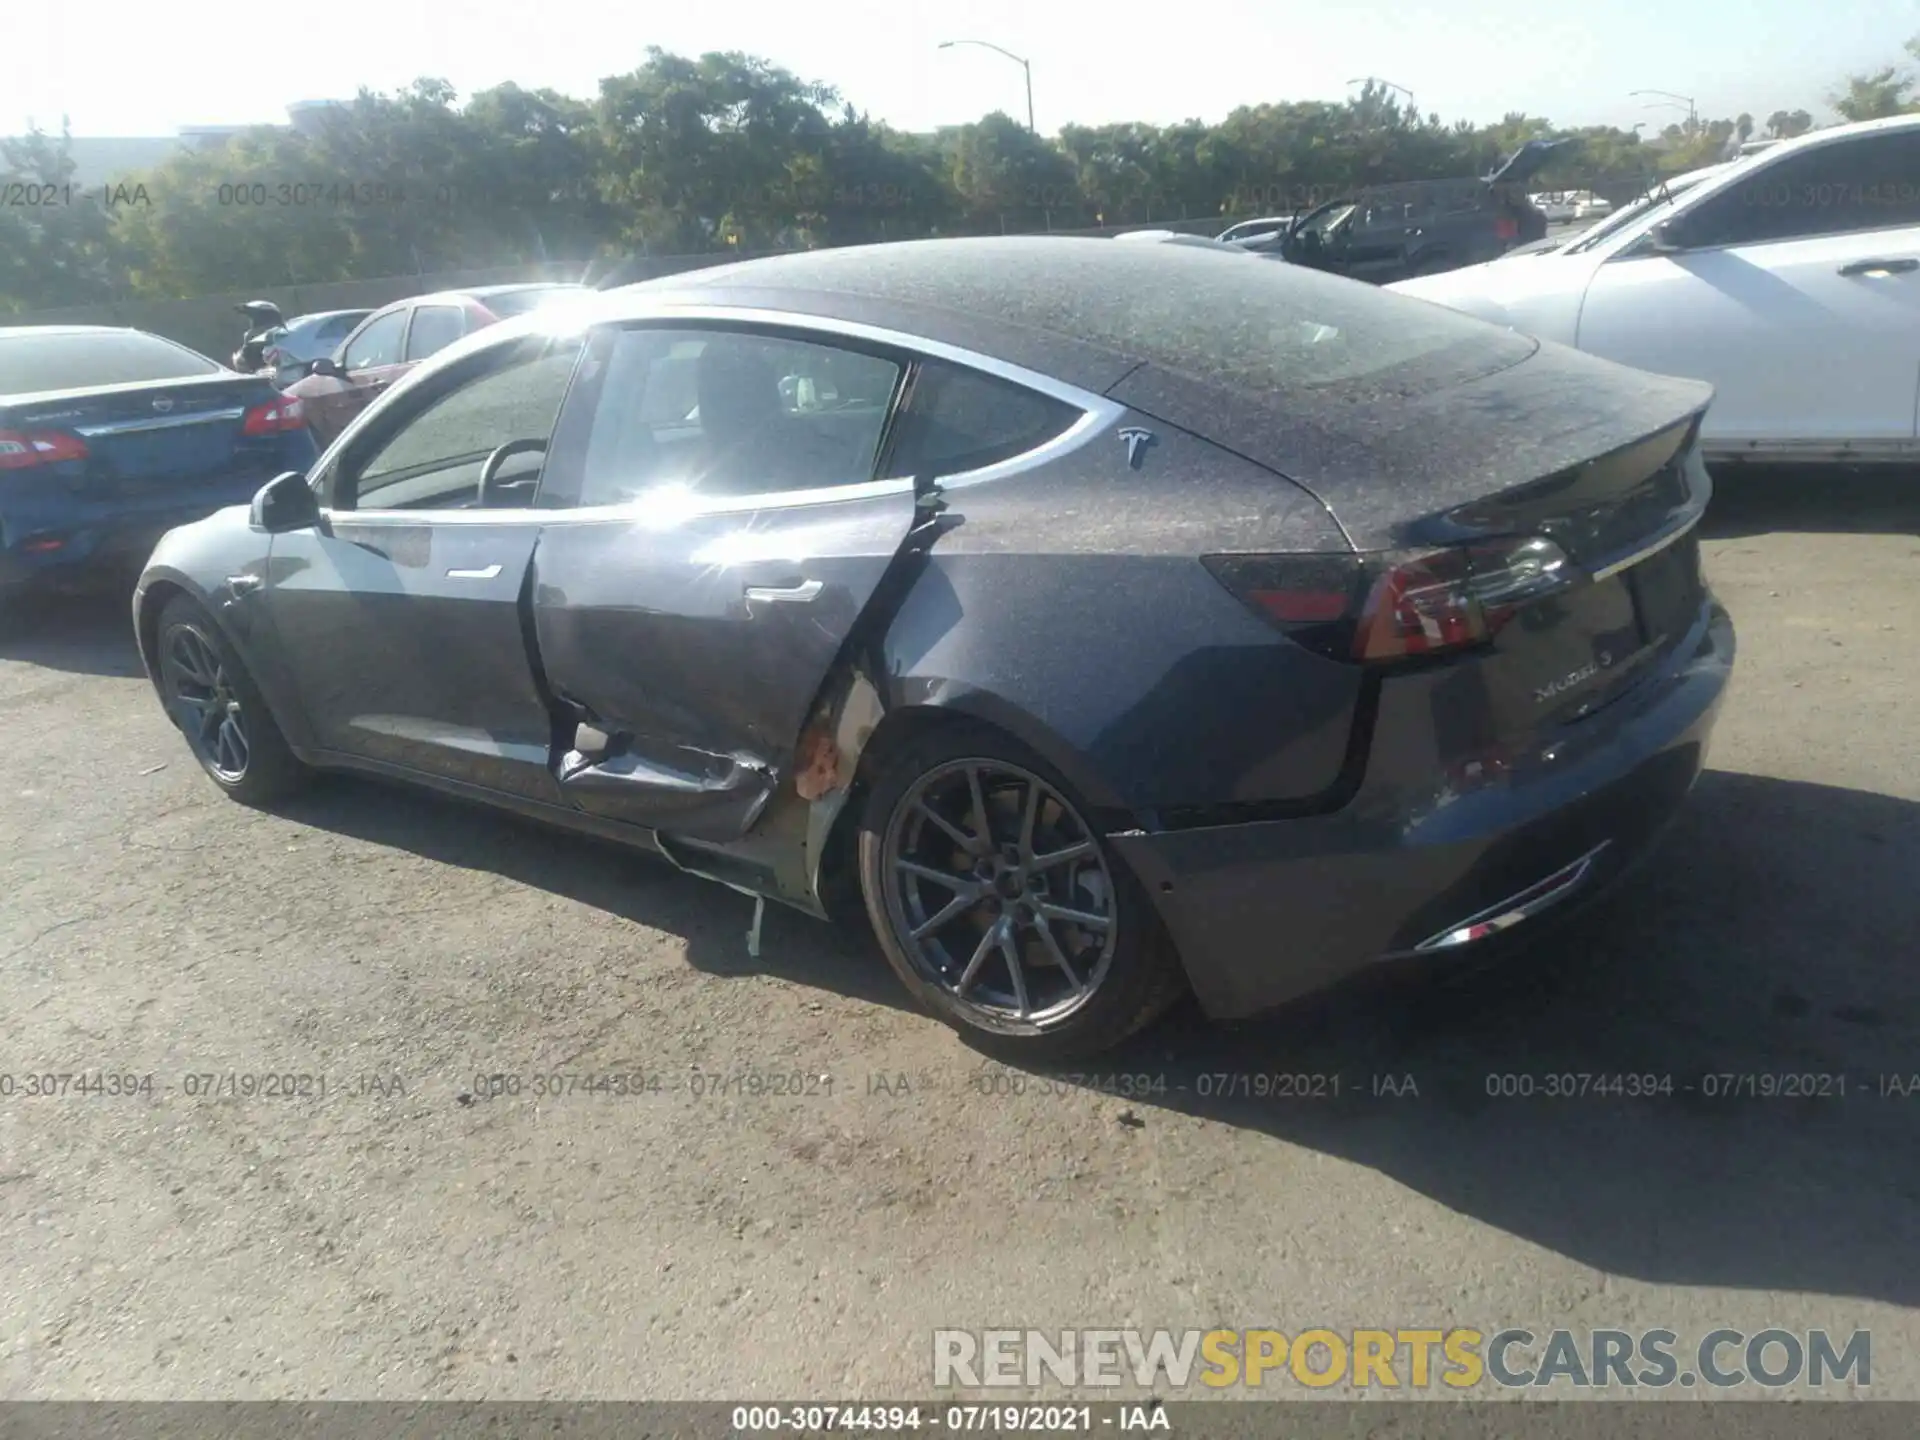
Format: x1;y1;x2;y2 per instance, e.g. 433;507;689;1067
1391;114;1920;464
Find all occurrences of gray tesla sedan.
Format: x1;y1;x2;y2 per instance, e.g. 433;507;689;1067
132;237;1735;1059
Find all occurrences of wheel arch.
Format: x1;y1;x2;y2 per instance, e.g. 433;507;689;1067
808;679;1142;925
135;568;308;749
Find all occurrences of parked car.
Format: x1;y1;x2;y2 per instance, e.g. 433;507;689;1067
283;283;588;447
134;236;1733;1058
0;326;315;595
1216;215;1296;244
1530;193;1578;224
1114;230;1252;252
259;309;373;386
1237;138;1579;283
1392;114;1920;464
1572;192;1614;220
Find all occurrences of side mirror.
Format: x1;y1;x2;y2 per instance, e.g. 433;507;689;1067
250;470;321;534
1644;219;1689;254
308;356;345;380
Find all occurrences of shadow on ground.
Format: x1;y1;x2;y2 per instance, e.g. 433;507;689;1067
274;775;910;1013
0;582;145;678
1703;464;1920;538
282;760;1920;1308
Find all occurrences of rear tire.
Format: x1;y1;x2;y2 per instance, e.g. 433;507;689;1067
856;721;1185;1061
155;593;307;807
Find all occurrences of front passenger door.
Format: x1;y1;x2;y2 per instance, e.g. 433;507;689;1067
264;331;587;801
311;307;412;446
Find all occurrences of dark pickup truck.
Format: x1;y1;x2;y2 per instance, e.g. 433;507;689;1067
1235;138;1578;284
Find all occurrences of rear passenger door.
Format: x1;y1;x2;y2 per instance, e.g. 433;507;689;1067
527;322;917;842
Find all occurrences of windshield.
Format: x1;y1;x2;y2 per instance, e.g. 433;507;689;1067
1295;202;1356;241
0;329;222;395
1563;171;1719;254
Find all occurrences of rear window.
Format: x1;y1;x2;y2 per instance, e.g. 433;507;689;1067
1065;244;1533;394
316;313;366;342
674;238;1536;406
0;329;221;395
482;287;582;318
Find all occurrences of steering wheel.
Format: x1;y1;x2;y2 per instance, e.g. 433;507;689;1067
477;438;549;507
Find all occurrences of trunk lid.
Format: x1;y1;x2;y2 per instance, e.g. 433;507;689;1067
1115;338;1713;732
3;373;287;502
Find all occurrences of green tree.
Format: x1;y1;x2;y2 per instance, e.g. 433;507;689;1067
943;113;1081;232
1830;35;1920;121
0;125;122;311
595;49;837;252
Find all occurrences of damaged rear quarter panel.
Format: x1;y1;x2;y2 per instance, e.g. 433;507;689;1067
873;419;1365;819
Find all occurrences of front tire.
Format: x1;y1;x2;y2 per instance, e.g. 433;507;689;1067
155;593;306;806
856;722;1185;1061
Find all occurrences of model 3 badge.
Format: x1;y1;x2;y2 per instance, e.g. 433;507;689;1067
1535;650;1613;704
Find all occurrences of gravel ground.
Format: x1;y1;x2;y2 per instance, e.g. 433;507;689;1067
1;467;1916;1402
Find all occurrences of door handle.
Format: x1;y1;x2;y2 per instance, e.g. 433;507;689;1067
744;579;824;604
447;563;502;579
1838;257;1919;276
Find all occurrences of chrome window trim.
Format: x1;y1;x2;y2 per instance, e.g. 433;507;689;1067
75;407;246;437
596;303;1121;413
329;308;1123;524
334;473;917;527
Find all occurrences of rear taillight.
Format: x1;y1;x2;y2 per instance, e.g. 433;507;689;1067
0;428;90;470
1205;536;1572;664
241;396;305;435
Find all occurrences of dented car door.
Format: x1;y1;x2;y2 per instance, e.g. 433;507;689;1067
528;322;916;843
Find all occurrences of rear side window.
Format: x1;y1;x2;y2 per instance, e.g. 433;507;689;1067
557;326;903;507
0;329;219;394
886;361;1080;478
406;305;465;361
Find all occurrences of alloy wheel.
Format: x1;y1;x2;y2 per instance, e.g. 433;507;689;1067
161;624;250;782
880;758;1118;1028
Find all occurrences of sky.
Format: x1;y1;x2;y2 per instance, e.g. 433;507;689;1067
10;0;1918;139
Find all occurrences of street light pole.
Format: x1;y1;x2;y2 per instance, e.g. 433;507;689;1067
940;39;1035;132
1631;89;1698;131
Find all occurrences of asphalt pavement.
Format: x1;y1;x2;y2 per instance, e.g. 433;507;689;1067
1;467;1917;1401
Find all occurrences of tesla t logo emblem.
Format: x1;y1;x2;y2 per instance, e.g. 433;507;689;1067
1118;427;1156;469
151;398;174;413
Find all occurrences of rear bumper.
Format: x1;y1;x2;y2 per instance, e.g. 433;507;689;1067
1;508;227;587
1111;601;1735;1020
0;461;305;588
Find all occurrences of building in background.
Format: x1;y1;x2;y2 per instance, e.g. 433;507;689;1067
11;103;348;189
